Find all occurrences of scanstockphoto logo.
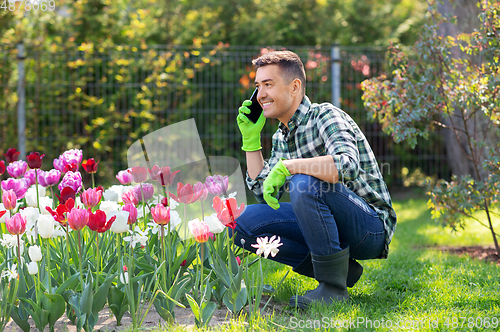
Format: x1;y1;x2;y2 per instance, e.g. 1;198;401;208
126;119;247;240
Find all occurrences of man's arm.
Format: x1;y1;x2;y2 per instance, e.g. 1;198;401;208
246;150;265;180
282;155;339;183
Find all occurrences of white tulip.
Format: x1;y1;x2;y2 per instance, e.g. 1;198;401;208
103;189;118;202
21;207;40;230
25;185;46;207
110;211;129;234
204;213;225;234
37;215;55;239
100;201;120;214
119;272;129;284
27;261;39;275
39;197;54;214
28;245;43;262
0;204;7;223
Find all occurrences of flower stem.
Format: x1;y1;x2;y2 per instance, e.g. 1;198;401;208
128;237;137;329
95;232;100;293
46;239;52;292
140;183;146;229
35;169;41;214
91;173;95;189
161;225;167;292
78;230;83;291
50;186;55;209
16;234;21;269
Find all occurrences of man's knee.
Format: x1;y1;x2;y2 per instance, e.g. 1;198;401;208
289;174;320;203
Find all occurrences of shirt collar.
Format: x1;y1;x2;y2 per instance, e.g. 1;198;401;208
279;95;311;134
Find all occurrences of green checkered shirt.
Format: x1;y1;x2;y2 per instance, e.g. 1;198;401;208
246;96;397;258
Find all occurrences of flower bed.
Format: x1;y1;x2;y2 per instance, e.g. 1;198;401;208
0;148;281;331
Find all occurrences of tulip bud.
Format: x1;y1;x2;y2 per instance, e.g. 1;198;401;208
27;261;39;275
110;211;129;234
28;245;43;262
38;214;55;239
6;213;26;235
2;189;17;211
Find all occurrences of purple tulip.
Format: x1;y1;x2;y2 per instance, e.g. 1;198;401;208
58;171;83;193
116;169;133;185
53;149;83;172
205;175;229;196
6;160;28;178
1;178;29;199
23;169;37;187
38;169;62;187
133;183;154;202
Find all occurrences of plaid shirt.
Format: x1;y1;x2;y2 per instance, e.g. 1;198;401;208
246;96;397;258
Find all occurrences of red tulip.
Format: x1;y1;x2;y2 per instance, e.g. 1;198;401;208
3;148;20;164
0;160;5;175
6;213;26;235
67;208;89;231
46;198;75;227
151;204;170;225
82;158;99;174
87;210;116;233
212;196;245;230
63;163;79;173
128;166;148;183
0;210;5;219
26;152;45;169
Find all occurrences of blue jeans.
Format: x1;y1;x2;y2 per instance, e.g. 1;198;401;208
234;174;385;270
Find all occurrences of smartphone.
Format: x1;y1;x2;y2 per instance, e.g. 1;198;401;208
245;88;263;123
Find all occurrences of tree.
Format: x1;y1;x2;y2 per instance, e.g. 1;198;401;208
361;1;500;255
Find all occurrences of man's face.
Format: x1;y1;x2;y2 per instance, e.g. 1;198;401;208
254;65;296;122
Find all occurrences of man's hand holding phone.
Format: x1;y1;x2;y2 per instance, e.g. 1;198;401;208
237;96;266;152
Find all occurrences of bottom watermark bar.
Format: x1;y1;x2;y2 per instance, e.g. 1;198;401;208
289;316;499;330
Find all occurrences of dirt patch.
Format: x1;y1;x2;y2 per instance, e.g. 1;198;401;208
433;245;500;266
4;295;282;331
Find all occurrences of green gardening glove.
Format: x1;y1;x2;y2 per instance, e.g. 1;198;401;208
263;159;291;210
237;100;266;151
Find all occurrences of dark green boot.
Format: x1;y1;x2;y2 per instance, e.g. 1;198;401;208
293;253;363;288
290;247;349;309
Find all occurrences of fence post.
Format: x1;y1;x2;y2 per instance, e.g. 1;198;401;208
331;45;341;108
17;42;26;159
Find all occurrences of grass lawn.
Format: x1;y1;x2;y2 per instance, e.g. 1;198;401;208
137;192;500;331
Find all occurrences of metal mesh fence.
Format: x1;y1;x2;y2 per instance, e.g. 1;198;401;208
0;44;449;187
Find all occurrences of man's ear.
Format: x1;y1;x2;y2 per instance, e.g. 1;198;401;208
291;78;302;96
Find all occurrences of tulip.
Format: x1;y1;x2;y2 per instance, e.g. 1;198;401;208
122;189;139;206
2;189;17;210
151;204;170;225
116;169;133;185
123;203;138;225
1;178;29;199
109;211;130;234
67;208;89;231
0;210;6;221
28;245;43;262
212;196;245;229
6;213;27;235
20;207;39;230
27;261;39;275
99;201;120;214
81;187;103;209
55;187;76;205
53;149;83;172
25;185;46;207
204;213;226;234
38;214;55;238
169;182;203;204
193;182;208;202
205;175;229;196
82;158;99;174
23;169;37;187
3;148;21;163
133;183;154;202
0;160;5;175
236;256;241;265
103;189;118;202
7;160;28;178
128;166;148;183
188;218;210;243
38;169;61;187
150;166;180;186
63;163;78;173
87;210;116;233
26;152;45;169
58;171;83;193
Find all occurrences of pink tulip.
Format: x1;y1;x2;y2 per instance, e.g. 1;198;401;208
38;169;62;187
169;182;203;204
122;189;139;206
116;169;133;185
23;169;37;187
205;175;229;196
81;187;103;209
123;203;138;225
58;171;83;193
151;204;170;225
53;149;83;172
188;219;210;243
151;166;180;186
212;196;245;230
2;189;17;211
6;213;26;235
133;183;154;202
1;178;28;200
6;160;28;178
193;182;208;202
67;208;89;231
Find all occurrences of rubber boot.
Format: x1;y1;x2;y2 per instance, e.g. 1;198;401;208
293;253;363;288
290;246;349;309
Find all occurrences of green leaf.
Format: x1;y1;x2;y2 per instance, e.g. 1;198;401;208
9;306;31;332
55;273;80;295
201;301;217;327
108;286;128;325
43;293;66;329
80;282;93;317
185;293;200;320
92;272;116;316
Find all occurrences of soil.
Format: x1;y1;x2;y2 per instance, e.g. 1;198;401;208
433;245;500;266
4;295;282;331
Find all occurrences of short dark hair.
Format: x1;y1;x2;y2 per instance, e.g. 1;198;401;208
252;51;306;94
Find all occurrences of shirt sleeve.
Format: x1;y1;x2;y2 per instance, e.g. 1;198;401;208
317;108;360;183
